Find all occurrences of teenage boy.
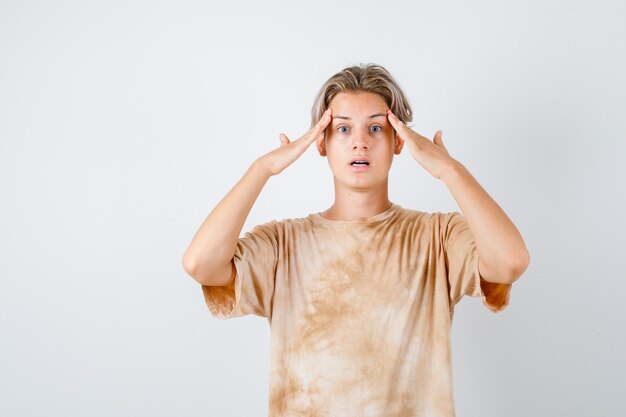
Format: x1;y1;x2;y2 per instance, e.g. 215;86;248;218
183;63;530;417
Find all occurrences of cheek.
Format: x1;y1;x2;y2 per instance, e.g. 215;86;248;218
326;130;340;143
325;136;343;153
325;145;347;170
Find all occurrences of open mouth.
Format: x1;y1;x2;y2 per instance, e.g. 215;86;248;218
350;159;370;166
350;158;370;171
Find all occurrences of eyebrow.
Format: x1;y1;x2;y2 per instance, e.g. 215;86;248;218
332;112;386;120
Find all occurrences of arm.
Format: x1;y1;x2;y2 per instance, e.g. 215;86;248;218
386;109;530;285
441;161;530;285
181;161;271;287
182;108;333;286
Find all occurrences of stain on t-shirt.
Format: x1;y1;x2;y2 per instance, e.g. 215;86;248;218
201;203;512;417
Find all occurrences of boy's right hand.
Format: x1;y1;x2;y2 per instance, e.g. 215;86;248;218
257;108;333;176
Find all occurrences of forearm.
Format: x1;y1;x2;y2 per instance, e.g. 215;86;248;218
182;159;272;282
441;160;530;283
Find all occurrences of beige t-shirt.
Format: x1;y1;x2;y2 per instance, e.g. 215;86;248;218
202;203;512;417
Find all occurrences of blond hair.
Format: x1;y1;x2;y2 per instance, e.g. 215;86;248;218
310;63;413;134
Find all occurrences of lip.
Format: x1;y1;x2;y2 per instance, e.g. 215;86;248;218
349;157;371;165
349;157;371;172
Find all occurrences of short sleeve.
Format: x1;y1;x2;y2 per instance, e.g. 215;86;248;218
441;212;512;313
201;221;279;320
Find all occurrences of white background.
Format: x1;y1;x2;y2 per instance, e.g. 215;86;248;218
1;0;624;416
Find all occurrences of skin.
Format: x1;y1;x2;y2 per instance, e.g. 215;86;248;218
182;90;530;287
315;91;403;220
316;91;529;285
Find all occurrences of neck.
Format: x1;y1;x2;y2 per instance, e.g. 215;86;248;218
321;180;392;221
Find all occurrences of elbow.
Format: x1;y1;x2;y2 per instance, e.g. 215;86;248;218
182;251;229;286
514;248;530;272
182;251;203;283
508;249;530;282
480;249;530;285
182;252;195;274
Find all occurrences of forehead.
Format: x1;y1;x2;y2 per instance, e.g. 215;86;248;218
329;91;388;115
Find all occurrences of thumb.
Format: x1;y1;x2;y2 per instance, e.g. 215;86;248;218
279;133;290;146
433;130;445;148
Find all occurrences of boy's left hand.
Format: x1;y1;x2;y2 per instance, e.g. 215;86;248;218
387;109;457;180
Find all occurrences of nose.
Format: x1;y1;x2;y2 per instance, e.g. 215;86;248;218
352;128;369;150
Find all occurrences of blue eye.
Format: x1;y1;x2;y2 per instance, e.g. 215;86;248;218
337;125;382;134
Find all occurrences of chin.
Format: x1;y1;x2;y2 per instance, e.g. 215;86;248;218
333;174;387;191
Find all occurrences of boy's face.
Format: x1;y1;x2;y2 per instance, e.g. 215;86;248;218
316;91;404;190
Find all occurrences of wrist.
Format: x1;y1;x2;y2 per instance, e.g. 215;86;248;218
439;159;466;183
251;157;274;180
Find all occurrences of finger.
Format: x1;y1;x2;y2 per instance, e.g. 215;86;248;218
301;108;333;144
386;109;412;139
387;109;430;143
308;107;333;141
433;130;450;155
279;133;290;146
433;130;444;147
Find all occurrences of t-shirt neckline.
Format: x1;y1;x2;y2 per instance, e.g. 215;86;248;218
309;202;401;225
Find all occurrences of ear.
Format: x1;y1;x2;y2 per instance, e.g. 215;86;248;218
316;130;327;157
393;131;404;155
